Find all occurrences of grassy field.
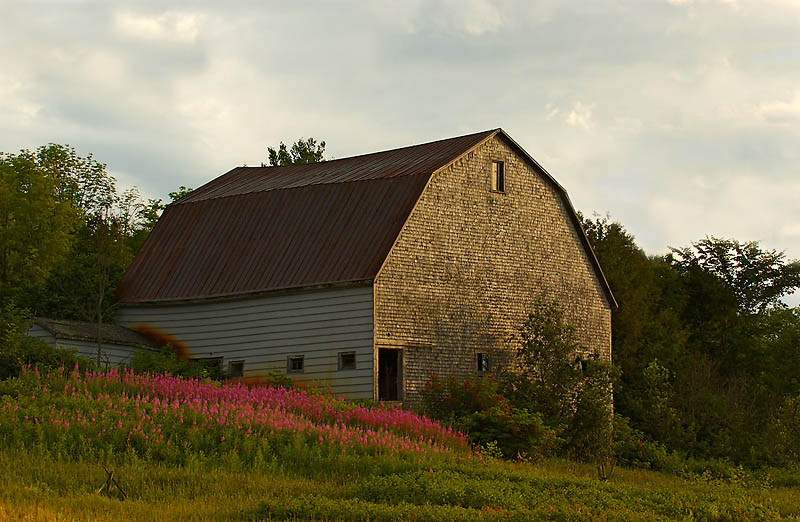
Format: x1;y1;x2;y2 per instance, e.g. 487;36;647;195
1;368;798;521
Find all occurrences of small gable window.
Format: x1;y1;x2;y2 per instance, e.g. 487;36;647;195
491;161;505;192
287;355;305;373
477;353;490;372
338;351;357;371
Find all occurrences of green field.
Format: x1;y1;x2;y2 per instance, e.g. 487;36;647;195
1;368;798;521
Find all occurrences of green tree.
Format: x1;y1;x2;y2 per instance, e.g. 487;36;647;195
503;297;617;463
670;237;800;314
168;186;194;203
503;299;585;426
0;147;80;300
669;237;800;380
581;214;688;444
264;137;326;166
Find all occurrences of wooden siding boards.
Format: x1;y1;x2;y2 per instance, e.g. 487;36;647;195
27;324;142;367
117;285;374;399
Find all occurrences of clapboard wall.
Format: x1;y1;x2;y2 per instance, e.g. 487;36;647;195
26;325;142;367
116;284;374;399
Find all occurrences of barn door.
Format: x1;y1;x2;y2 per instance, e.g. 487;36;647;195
378;348;403;401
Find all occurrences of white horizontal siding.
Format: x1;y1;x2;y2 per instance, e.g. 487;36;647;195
53;339;141;367
25;325;141;367
27;324;54;342
116;285;375;399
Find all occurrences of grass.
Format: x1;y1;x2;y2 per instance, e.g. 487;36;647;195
1;367;798;521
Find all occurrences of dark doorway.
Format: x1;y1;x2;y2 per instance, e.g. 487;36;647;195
378;348;402;401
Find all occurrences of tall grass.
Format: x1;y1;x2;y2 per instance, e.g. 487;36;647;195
1;367;798;521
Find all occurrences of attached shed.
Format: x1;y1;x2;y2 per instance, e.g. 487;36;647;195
27;318;159;367
116;129;615;406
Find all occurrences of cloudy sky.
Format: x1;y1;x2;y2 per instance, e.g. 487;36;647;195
2;0;799;300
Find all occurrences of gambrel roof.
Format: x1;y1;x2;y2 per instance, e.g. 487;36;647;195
118;129;615;306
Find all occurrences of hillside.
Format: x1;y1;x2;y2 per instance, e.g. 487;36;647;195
1;368;798;521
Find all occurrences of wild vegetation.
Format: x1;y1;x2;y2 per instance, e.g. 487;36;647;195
583;217;800;469
2;366;798;520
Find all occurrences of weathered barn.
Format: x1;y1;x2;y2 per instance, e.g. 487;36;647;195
27;317;159;367
116;129;615;406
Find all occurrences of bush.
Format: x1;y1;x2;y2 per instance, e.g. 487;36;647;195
0;336;94;380
766;394;800;465
458;406;558;459
612;415;671;470
126;347;225;380
503;298;617;463
422;373;505;421
564;357;617;462
421;373;558;459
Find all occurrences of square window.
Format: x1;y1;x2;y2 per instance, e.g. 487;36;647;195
229;360;244;378
477;353;490;372
338;351;357;371
287;355;304;373
491;161;505;192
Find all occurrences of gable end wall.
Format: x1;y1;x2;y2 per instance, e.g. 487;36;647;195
374;134;612;408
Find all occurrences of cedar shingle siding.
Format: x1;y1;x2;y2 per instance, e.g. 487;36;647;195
374;133;612;407
116;129;613;406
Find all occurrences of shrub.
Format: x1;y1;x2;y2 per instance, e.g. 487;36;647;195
502;300;584;427
503;298;617;463
422;373;505;421
766;394;800;465
457;406;558;459
126;347;224;380
421;373;557;459
564;357;617;462
612;415;671;470
0;336;94;380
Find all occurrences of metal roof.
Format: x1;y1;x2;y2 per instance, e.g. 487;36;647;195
33;317;160;348
118;131;496;303
176;129;498;204
118;174;430;302
117;128;616;307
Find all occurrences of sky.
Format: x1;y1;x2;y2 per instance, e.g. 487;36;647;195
1;0;798;302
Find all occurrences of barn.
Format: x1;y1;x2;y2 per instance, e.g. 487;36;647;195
116;129;615;406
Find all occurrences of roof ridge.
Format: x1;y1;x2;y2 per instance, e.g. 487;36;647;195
172;170;432;206
243;128;499;173
175;128;499;205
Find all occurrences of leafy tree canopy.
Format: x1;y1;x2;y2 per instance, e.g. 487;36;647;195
669;237;800;314
0;146;81;295
265;137;326;166
168;186;194;203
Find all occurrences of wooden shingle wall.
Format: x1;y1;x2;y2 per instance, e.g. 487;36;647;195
374;134;612;408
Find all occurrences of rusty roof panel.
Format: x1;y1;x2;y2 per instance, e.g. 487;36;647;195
117;174;432;303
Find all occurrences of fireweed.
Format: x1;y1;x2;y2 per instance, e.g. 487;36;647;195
0;367;471;466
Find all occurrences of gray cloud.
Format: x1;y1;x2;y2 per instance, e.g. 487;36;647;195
1;1;798;307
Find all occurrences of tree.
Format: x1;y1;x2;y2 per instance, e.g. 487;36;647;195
35;143;116;218
168;186;194;203
503;298;586;425
0;147;80;301
669;237;800;315
264;137;326;166
669;237;800;379
581;214;688;443
503;297;617;464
